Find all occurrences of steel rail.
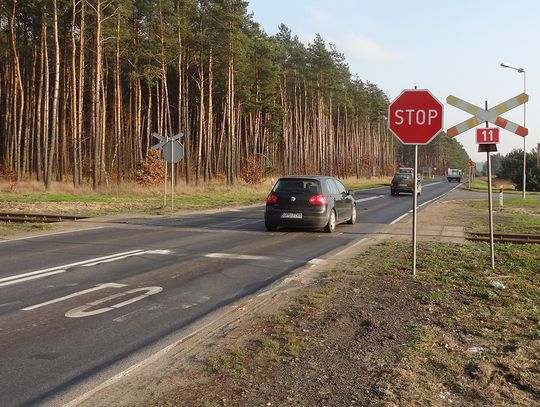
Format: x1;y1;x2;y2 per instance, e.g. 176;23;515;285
0;212;89;223
467;232;540;244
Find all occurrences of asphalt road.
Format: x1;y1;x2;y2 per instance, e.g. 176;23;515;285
0;177;460;407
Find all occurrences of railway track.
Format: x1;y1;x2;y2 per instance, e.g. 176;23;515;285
467;232;540;244
0;212;89;223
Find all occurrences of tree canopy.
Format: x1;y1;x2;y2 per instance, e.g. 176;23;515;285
0;0;453;188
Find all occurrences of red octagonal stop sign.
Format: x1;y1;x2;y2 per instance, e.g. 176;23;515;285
388;89;443;145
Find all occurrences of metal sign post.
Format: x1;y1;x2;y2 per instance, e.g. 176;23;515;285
412;145;418;276
388;87;443;276
477;101;496;269
152;132;184;210
486;148;495;269
171;142;174;210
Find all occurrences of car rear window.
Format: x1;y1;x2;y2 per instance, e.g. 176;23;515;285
394;174;411;182
274;179;321;194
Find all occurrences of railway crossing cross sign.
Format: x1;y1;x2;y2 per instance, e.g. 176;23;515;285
152;132;184;163
446;93;528;138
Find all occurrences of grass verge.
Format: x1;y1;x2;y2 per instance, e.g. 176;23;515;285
466;198;540;234
367;240;540;406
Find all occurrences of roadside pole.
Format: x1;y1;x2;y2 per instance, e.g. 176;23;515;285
412;145;418;276
487;148;495;269
388;88;443;276
171;141;174;210
485;101;495;270
163;136;168;207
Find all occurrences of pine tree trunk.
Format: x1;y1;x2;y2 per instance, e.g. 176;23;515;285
44;0;60;189
205;47;213;182
76;0;85;185
9;0;24;180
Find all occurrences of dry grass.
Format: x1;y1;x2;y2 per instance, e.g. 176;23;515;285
0;178;274;196
0;175;389;196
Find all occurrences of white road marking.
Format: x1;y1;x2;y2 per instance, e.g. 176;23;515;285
355;195;385;203
422;181;444;188
82;249;171;267
65;286;163;318
390;212;410;225
0;250;141;287
390;200;439;225
204;253;274;261
1;250;171;287
1;269;69;286
21;283;127;311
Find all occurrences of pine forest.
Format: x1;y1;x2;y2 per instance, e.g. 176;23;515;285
0;0;467;189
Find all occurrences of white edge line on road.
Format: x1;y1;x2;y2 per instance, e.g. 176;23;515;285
0;226;104;244
389;183;462;225
390;196;440;225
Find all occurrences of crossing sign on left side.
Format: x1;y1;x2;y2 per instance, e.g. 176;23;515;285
151;132;184;163
152;132;168;150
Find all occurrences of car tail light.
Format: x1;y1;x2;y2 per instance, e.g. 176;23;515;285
266;193;278;204
309;195;328;205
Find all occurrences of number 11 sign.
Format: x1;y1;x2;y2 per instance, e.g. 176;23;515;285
476;127;500;144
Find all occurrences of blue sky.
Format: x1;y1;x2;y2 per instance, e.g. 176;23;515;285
247;0;539;163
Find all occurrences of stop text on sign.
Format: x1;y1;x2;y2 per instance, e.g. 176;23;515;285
476;127;500;144
394;109;440;126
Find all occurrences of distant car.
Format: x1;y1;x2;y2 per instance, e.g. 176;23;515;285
397;167;414;174
264;176;356;233
390;173;421;196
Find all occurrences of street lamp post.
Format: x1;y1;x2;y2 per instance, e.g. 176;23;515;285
500;62;527;199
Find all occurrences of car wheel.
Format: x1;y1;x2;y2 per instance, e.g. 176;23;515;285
347;204;356;224
265;221;277;231
324;210;336;233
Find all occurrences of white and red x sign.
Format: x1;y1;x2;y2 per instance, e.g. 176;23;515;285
446;93;528;138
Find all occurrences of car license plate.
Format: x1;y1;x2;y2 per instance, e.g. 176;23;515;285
281;212;302;219
399;183;408;187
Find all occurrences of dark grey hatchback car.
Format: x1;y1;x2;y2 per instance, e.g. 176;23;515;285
264;176;356;233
